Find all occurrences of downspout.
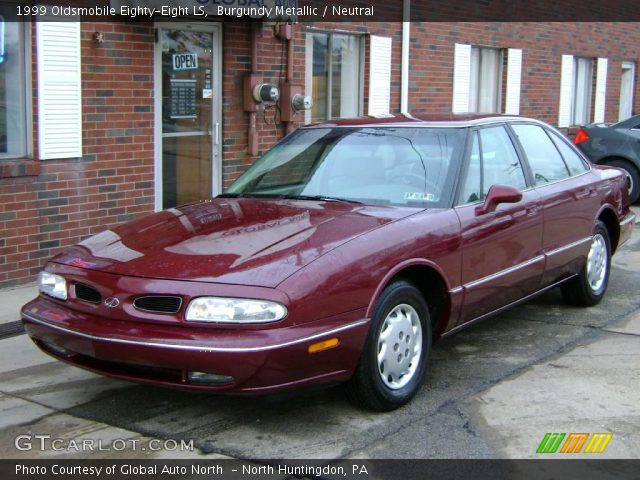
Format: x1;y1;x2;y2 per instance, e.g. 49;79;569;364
400;0;410;114
248;23;259;156
286;24;296;134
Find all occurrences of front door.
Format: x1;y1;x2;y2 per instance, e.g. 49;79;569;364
155;23;221;210
454;125;544;327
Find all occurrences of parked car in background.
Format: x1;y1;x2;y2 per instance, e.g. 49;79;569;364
22;114;635;411
573;115;640;203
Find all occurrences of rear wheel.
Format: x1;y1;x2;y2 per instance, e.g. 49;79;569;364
604;158;640;203
561;221;611;306
346;280;431;411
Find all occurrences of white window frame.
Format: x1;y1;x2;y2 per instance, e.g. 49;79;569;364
305;29;364;124
0;22;32;160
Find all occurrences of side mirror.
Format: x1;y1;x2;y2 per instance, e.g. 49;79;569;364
475;184;523;215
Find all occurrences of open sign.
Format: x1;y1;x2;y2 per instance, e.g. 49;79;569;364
172;52;198;71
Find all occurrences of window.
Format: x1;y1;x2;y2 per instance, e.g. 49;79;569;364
469;46;503;113
547;129;589;176
511;124;570;185
0;16;28;158
453;45;522;115
458;126;527;204
619;61;636;121
459;133;482;203
558;55;594;127
227;127;466;208
306;32;362;123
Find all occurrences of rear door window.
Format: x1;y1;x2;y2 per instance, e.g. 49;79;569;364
511;124;570;185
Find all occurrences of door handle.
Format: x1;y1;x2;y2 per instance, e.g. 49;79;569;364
214;123;220;145
526;205;539;216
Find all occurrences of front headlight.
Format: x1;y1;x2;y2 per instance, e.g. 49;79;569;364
38;272;67;300
185;297;287;324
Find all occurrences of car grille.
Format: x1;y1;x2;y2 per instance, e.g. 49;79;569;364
133;296;182;314
75;283;102;303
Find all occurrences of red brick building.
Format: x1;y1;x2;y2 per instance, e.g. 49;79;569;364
1;6;639;287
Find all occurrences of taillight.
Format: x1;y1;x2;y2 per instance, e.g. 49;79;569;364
573;128;590;145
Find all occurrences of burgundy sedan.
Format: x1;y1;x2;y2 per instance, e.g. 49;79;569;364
22;115;635;411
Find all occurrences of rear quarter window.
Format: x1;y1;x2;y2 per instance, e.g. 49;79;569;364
547;130;589;175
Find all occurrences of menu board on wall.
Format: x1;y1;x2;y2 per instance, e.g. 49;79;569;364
170;79;197;119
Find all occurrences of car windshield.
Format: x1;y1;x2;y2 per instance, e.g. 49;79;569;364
225;127;466;207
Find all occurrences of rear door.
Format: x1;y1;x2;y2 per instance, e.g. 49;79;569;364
509;123;594;287
453;125;544;327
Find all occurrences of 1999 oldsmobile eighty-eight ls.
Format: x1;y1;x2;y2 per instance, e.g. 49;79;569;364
22;115;635;410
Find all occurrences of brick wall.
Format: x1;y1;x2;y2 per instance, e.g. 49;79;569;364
408;22;640;124
1;20;639;288
0;22;155;288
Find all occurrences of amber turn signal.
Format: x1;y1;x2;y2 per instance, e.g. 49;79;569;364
308;337;340;354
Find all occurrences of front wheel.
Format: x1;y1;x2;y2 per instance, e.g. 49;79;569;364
346;280;432;411
561;221;611;306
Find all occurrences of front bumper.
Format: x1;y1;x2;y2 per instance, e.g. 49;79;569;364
22;297;369;393
619;210;636;248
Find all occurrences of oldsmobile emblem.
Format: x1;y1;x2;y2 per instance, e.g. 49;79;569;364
104;297;120;308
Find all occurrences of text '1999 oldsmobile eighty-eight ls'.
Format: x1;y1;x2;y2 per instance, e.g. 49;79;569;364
22;114;635;410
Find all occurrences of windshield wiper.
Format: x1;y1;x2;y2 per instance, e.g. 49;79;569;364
278;194;363;204
219;193;362;204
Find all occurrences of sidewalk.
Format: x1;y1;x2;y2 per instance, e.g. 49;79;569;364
469;310;640;458
0;283;37;325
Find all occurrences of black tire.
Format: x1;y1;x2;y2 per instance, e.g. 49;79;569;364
604;158;640;204
346;280;432;411
561;221;611;307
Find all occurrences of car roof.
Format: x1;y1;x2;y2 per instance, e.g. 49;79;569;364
304;113;543;129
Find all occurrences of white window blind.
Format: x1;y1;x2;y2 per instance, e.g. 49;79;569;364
505;48;522;115
452;43;471;113
593;57;608;123
558;54;574;127
619;61;635;121
37;21;82;159
368;35;392;115
573;57;593;126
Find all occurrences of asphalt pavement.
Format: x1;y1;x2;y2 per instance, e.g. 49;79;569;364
1;207;638;459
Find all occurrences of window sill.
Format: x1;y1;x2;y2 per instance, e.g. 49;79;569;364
0;159;42;179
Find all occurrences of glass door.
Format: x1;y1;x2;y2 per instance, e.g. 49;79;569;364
156;24;220;210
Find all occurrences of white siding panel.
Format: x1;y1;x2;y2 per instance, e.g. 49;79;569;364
594;57;608;123
558;54;574;127
368;35;392;115
37;21;82;159
452;43;471;113
505;48;522;115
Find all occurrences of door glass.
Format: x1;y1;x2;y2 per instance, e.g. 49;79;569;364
511;124;570;185
161;29;214;209
479;126;527;197
459;132;481;204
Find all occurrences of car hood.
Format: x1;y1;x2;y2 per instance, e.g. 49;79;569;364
51;197;414;287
